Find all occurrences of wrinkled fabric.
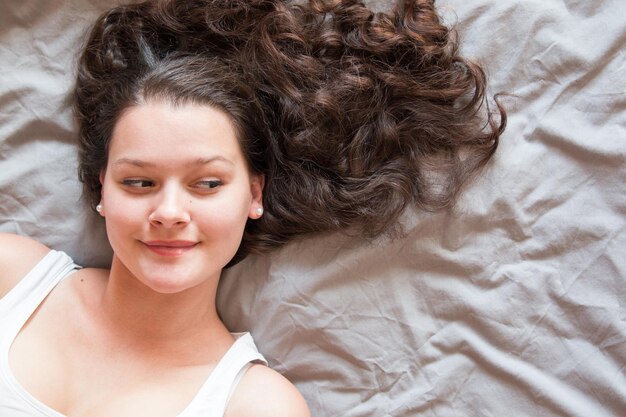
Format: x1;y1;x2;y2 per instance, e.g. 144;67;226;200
0;0;624;416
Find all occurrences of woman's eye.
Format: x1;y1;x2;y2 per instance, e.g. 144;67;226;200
194;180;222;190
122;179;154;188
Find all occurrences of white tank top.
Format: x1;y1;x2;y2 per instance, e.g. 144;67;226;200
0;250;267;417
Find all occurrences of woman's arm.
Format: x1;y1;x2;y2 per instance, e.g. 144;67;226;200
0;233;51;299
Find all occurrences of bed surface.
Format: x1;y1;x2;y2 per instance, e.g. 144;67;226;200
1;0;625;416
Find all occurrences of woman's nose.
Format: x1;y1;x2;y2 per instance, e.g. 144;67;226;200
148;184;191;228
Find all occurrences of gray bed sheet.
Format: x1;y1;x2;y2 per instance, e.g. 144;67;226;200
1;0;625;416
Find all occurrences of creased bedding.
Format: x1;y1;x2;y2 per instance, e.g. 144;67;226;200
1;0;625;416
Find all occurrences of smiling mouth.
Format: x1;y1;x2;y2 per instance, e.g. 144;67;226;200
142;241;199;256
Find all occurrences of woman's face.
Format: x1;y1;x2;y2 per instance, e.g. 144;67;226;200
99;100;263;294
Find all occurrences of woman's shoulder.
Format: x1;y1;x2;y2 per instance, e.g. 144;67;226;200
226;364;311;417
0;233;51;299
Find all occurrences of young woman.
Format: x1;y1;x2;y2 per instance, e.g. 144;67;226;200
0;0;505;416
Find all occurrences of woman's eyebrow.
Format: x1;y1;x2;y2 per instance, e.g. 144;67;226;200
112;156;234;167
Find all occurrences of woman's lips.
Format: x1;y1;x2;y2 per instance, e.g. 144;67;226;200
142;240;199;256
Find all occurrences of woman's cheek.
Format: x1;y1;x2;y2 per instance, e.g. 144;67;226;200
203;196;250;238
103;195;147;237
201;203;246;234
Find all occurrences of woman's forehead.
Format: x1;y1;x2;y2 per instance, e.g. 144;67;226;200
108;101;244;163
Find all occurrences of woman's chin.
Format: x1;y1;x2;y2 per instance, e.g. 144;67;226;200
110;251;224;295
142;278;190;294
136;268;211;295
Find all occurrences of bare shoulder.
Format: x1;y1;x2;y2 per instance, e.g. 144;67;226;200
0;233;51;299
225;364;311;417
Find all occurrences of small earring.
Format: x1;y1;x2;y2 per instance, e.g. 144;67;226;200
255;207;263;217
96;204;103;213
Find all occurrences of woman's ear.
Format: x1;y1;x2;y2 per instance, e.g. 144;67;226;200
97;170;106;216
249;174;265;219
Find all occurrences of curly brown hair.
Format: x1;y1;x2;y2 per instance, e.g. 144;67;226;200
74;0;506;265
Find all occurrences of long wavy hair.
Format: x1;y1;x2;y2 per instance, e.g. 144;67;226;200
74;0;506;265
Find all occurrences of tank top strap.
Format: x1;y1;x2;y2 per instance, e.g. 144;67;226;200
0;250;79;417
0;249;79;336
181;332;267;417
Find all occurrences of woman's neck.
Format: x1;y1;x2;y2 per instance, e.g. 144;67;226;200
89;255;232;362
